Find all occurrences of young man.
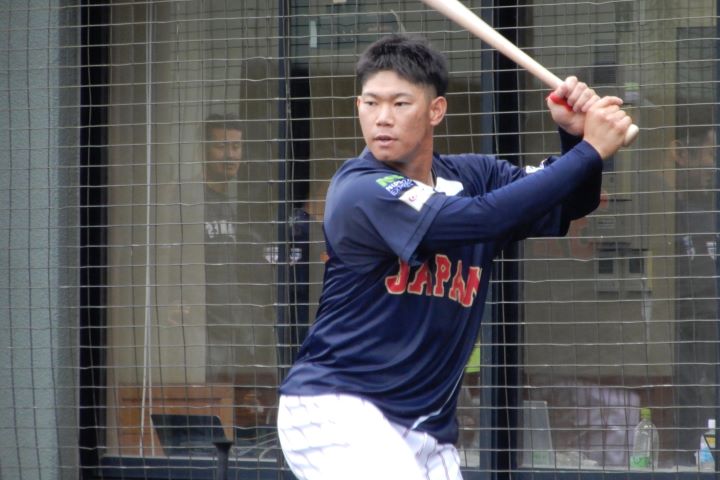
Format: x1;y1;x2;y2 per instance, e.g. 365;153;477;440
278;34;631;479
671;126;718;462
202;114;245;382
202;114;273;381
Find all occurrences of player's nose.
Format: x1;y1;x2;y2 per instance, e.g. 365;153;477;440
227;147;242;160
375;103;394;125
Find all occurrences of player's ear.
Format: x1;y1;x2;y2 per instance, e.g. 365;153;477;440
429;95;447;127
670;139;689;167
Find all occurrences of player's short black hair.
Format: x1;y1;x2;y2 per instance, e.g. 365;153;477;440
204;113;243;142
676;125;714;146
356;34;449;97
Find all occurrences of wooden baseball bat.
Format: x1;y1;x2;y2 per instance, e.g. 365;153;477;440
419;0;639;145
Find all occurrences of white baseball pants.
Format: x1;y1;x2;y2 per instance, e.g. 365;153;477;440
277;393;462;480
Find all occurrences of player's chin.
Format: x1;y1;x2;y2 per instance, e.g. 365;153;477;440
369;145;404;163
370;152;400;164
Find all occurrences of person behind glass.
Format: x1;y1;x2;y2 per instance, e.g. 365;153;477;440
277;34;631;479
670;126;718;465
202;113;244;382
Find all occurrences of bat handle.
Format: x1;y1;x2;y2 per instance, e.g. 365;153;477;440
547;93;639;146
547;93;573;112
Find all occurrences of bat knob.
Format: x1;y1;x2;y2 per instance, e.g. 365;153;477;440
547;93;573;111
624;123;639;146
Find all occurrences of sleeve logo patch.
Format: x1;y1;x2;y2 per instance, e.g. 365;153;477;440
524;163;545;174
399;184;434;211
376;174;416;197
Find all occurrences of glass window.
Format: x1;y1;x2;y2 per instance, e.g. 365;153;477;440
103;1;281;459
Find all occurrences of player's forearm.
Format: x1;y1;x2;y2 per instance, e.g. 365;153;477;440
554;127;602;220
506;169;600;242
562;163;602;221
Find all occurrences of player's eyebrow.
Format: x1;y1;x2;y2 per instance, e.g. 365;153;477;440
360;91;415;100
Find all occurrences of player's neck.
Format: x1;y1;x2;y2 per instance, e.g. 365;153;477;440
398;159;434;187
385;146;435;187
411;169;434;188
205;180;229;195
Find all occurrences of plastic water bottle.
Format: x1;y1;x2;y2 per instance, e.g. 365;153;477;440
698;418;716;472
630;407;659;470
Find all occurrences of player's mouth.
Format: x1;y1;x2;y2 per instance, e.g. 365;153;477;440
374;134;396;147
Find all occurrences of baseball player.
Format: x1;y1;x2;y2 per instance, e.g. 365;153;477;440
278;34;630;480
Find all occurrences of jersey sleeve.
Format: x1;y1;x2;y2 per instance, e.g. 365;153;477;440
323;168;446;271
421;140;602;251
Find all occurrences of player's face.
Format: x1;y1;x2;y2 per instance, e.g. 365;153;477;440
357;70;446;166
678;129;717;193
205;127;242;181
690;130;716;191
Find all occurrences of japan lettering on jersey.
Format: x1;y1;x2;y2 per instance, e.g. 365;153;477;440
385;256;482;308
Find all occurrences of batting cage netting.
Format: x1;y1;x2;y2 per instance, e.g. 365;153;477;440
1;0;718;479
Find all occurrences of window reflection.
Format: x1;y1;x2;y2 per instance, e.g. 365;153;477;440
520;1;718;471
104;0;281;458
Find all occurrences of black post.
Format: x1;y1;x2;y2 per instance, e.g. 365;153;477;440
478;1;497;475
79;2;109;478
213;439;234;480
492;1;522;479
276;0;291;379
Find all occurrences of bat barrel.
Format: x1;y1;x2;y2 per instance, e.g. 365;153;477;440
419;0;561;89
419;0;638;145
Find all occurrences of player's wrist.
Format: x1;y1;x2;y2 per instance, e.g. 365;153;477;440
550;113;583;138
559;125;582;138
582;136;613;160
558;127;582;153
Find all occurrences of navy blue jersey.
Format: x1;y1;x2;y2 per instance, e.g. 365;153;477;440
280;133;602;443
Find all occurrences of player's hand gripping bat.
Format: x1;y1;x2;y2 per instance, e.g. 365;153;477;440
419;0;639;145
